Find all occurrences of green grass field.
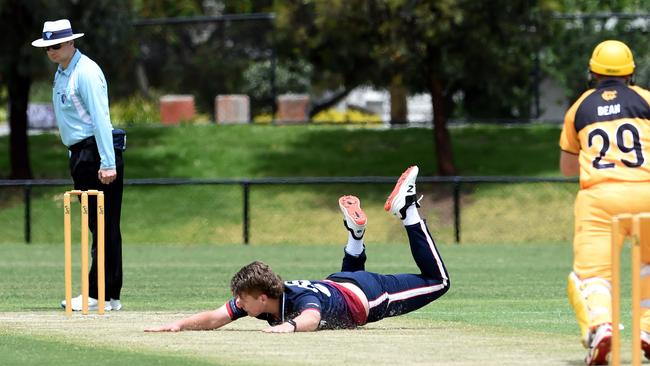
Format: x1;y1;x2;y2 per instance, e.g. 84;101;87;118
0;124;574;245
0;242;642;365
0;123;614;364
0;123;563;179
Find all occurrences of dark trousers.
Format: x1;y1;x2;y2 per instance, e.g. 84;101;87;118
328;220;450;323
69;141;124;300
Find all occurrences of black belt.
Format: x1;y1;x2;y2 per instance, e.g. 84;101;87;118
68;129;127;153
68;136;96;153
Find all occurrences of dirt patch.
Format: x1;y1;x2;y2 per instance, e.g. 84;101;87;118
0;311;591;365
418;186;475;227
0;188;24;210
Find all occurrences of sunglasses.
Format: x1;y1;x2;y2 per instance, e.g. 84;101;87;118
45;43;64;51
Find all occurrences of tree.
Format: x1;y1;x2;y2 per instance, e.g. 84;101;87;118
542;1;650;104
0;0;133;179
0;0;46;179
129;1;277;113
274;0;558;175
393;1;559;174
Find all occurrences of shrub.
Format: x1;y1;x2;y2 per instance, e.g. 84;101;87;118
253;113;273;124
252;108;383;124
110;94;159;127
312;108;382;124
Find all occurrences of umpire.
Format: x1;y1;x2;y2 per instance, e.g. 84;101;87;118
31;19;125;311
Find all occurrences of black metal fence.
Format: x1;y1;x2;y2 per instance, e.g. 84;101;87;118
0;176;578;245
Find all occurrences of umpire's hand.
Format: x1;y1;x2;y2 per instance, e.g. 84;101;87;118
98;168;117;184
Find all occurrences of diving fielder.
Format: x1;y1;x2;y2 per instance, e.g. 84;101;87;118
145;166;450;332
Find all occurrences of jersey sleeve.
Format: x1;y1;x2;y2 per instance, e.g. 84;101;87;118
559;99;582;154
225;298;247;320
631;85;650;106
76;63;116;169
292;293;322;315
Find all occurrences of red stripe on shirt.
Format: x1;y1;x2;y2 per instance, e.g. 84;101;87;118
325;281;368;326
225;300;235;319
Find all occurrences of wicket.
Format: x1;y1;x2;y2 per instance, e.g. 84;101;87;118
63;190;105;315
611;213;650;366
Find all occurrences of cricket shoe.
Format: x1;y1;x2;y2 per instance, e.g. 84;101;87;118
384;165;421;219
585;323;612;365
61;294;112;311
339;195;367;239
642;330;650;361
110;298;122;311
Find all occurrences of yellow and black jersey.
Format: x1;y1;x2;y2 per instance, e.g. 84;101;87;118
560;79;650;189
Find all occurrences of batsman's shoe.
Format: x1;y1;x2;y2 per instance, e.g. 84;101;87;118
585;323;612;365
384;165;420;219
642;330;650;360
61;294;112;311
339;195;367;239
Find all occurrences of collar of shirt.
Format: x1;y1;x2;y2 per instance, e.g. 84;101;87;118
597;78;628;89
280;293;286;322
57;49;82;76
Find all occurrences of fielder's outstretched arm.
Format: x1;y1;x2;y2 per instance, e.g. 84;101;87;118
144;303;233;332
262;309;321;333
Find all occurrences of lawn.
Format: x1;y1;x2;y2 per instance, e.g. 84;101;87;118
0;123;564;179
0;123;608;365
1;241;630;365
0;124;574;245
0;242;642;365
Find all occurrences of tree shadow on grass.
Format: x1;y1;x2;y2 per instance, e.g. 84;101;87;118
250;127;438;177
249;124;562;178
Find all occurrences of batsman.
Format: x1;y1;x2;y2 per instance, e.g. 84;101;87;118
560;40;650;365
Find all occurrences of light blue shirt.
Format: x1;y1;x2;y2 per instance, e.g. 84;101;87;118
53;49;115;169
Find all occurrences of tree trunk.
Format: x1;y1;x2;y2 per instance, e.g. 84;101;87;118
430;77;457;176
389;74;407;125
135;61;151;99
8;60;33;179
1;0;35;179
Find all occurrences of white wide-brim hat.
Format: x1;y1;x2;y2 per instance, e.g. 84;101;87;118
31;19;84;47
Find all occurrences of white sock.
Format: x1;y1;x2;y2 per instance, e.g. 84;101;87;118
402;204;422;226
345;233;364;256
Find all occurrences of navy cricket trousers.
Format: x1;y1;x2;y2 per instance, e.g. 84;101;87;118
327;220;450;323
